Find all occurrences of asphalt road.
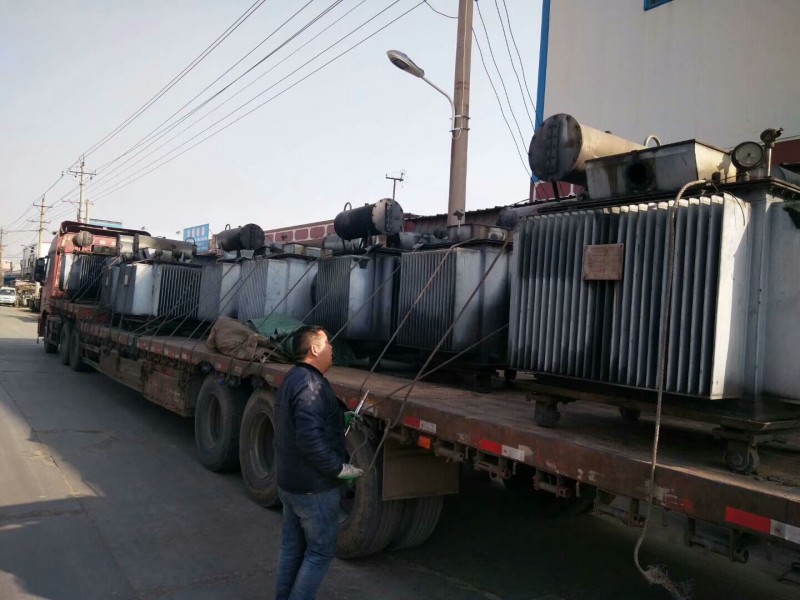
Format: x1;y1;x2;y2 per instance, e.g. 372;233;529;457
0;307;797;600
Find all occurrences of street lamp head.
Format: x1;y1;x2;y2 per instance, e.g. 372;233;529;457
387;50;425;78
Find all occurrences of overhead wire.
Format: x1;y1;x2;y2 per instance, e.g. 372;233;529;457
85;0;426;203
472;32;530;177
76;0;268;162
499;0;539;126
93;0;330;177
492;0;535;130
474;1;528;151
81;0;393;197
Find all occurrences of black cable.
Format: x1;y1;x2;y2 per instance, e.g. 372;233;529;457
87;0;407;199
94;0;329;177
78;0;267;161
472;31;530;177
423;0;456;19
87;0;364;196
493;0;534;130
87;1;425;203
500;0;539;126
475;1;528;150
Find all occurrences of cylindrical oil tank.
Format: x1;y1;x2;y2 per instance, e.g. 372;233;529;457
334;199;404;240
215;224;265;252
529;114;644;186
134;235;195;259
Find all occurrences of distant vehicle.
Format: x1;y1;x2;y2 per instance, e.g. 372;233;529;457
0;287;17;307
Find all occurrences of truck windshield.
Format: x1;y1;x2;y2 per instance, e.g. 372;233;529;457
0;289;14;295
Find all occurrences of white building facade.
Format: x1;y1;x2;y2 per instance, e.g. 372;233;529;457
536;0;800;159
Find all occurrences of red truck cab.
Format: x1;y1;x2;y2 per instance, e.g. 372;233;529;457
34;221;148;348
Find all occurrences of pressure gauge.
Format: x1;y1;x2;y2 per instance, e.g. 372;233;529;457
731;141;765;170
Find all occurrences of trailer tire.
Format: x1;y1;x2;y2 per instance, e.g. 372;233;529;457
239;388;281;508
194;376;246;473
336;430;403;559
387;495;444;551
59;321;73;366
69;328;88;372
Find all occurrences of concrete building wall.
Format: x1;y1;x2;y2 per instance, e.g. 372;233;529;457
541;0;800;150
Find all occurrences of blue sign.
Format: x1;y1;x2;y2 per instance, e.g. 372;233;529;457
183;223;210;252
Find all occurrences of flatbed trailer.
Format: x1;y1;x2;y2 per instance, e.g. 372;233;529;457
41;297;800;576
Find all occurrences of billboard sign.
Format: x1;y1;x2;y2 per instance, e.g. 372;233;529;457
183;223;210;252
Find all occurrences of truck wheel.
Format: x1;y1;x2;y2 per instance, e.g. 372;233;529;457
239;388;281;508
59;322;73;366
336;430;403;559
42;315;58;354
387;495;444;551
194;375;246;472
69;329;88;372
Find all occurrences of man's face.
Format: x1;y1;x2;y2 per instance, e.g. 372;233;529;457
311;332;334;373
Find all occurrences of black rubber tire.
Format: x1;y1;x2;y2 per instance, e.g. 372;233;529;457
619;407;642;422
42;315;58;354
387;494;444;551
59;321;73;366
239;388;281;508
69;328;88;372
194;375;246;472
336;430;403;559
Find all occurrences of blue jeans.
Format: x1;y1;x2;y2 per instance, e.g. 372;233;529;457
275;486;340;600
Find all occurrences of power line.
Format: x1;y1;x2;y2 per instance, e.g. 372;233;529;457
423;0;456;19
76;0;268;163
1;174;65;230
474;1;528;151
94;0;328;175
93;0;345;185
82;0;413;199
88;1;426;203
472;30;530;177
492;0;534;130
499;0;539;126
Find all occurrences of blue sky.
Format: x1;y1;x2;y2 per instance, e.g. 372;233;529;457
1;1;542;257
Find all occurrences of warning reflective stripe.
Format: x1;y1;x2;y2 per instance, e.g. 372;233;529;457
478;439;526;461
771;521;800;544
725;507;771;533
477;439;502;455
726;506;800;542
402;416;436;434
501;445;526;462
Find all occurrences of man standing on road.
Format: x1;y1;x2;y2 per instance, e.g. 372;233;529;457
274;326;363;600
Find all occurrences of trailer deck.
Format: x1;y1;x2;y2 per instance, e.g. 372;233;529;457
76;319;800;551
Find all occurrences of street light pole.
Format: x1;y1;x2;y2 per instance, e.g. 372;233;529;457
448;0;473;226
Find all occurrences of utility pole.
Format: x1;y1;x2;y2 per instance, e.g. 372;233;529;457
29;196;54;260
385;171;405;201
447;0;474;227
68;156;95;223
0;228;5;277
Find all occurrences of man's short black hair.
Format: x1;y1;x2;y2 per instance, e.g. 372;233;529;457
292;326;327;360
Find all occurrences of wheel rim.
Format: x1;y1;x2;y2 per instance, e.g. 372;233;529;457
204;394;222;447
250;412;275;479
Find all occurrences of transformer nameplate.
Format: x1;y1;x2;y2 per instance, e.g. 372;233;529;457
583;244;624;281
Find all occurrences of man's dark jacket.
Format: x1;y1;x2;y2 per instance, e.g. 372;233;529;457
275;362;346;494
